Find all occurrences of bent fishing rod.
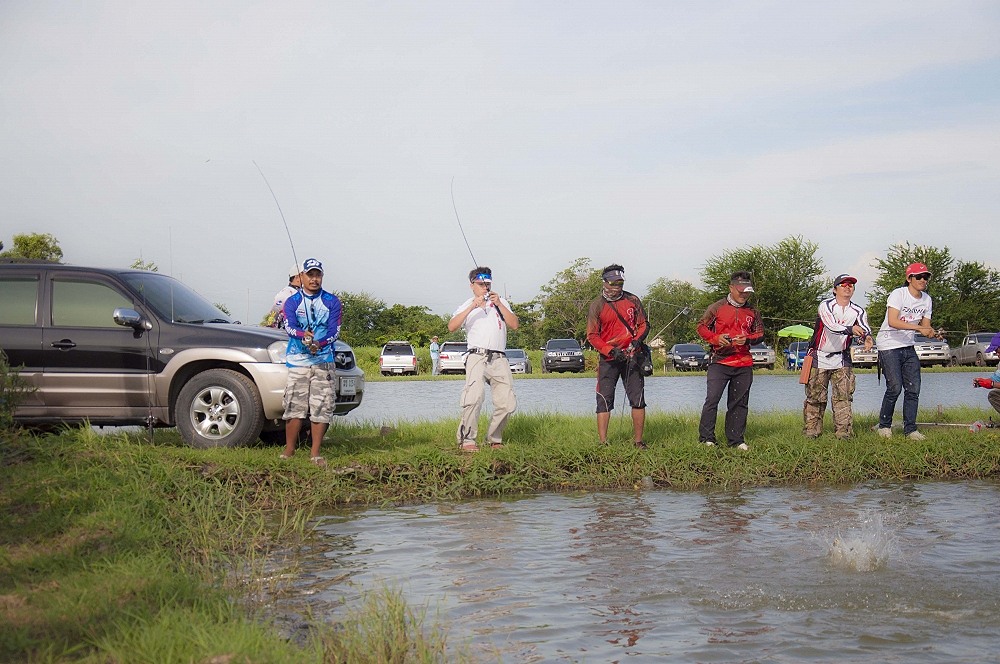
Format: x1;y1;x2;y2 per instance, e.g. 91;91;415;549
451;177;500;309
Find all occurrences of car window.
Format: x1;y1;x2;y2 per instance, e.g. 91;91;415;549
382;343;414;355
51;279;133;328
0;276;39;325
675;344;703;352
506;349;525;358
120;272;232;324
548;340;581;350
441;342;467;352
913;335;939;343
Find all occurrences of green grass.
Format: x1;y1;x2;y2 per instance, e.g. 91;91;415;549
3;407;999;661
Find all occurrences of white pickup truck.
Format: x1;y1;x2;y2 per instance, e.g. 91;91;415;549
950;332;999;367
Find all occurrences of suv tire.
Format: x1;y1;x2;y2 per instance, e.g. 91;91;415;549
176;369;265;448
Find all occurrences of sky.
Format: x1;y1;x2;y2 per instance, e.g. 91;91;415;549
2;1;999;324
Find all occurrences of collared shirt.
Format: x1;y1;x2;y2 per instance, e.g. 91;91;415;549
283;289;342;367
454;296;510;351
815;297;871;370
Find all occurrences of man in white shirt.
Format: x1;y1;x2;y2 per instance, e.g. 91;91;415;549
448;266;520;451
803;274;872;439
875;262;941;441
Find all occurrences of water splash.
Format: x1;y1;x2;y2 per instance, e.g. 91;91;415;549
826;512;897;572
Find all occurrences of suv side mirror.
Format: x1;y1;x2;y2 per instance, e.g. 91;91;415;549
114;307;152;331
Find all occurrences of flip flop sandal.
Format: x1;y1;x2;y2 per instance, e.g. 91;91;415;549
460;441;479;453
489;442;504;449
279;453;294;459
310;456;327;467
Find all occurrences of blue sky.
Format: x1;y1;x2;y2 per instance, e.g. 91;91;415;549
2;1;998;322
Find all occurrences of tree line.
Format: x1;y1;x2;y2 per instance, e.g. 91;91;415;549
5;232;999;350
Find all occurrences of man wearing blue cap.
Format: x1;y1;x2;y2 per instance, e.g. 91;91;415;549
280;258;342;466
448;266;519;452
973;333;1000;417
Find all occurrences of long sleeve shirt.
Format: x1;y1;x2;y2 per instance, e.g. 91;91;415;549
696;298;764;368
586;292;648;358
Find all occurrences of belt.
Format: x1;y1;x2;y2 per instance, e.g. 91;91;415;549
467;348;506;360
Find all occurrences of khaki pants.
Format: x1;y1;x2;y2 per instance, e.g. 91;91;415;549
457;352;517;445
803;366;856;438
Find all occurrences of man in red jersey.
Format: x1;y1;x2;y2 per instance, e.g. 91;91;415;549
586;264;650;449
696;271;765;450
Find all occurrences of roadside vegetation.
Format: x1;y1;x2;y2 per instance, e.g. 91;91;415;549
4;407;1000;662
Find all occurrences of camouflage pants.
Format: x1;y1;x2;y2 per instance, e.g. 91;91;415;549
803;366;856;438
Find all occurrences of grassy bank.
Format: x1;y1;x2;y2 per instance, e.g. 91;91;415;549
3;408;999;661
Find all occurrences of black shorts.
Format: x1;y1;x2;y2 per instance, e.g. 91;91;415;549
595;358;646;413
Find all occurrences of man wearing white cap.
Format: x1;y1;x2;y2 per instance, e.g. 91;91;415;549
875;261;942;441
448;266;519;451
803;274;873;439
264;264;302;329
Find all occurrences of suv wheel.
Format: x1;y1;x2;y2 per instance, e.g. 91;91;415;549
176;369;264;448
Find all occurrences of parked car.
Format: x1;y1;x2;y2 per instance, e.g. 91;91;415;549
785;341;810;370
506;348;532;374
750;343;776;370
0;260;364;448
669;343;709;371
949;332;999;367
437;341;468;374
849;339;878;368
913;334;950;367
540;338;585;373
379;341;418;375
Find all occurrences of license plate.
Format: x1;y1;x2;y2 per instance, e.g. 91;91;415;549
392;367;403;373
340;377;356;395
561;357;571;361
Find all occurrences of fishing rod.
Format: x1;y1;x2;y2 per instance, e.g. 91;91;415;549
253;161;314;334
451;176;479;268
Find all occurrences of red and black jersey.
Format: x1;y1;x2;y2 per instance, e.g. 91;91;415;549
696;298;764;367
586;292;648;358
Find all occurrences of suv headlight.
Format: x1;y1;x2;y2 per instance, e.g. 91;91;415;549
267;340;287;364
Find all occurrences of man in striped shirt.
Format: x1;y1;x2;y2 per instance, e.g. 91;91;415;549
803;273;872;440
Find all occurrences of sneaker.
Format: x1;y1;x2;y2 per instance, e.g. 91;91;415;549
906;431;926;441
634;440;648;450
736;443;749;451
876;427;892;439
703;441;716;447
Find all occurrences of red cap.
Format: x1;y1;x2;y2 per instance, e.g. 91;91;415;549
905;262;931;278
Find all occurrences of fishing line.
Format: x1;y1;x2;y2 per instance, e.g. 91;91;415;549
451;177;479;268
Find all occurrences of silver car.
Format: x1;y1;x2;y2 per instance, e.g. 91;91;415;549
506;348;532;374
849;340;878;368
949;332;999;367
750;343;776;370
913;334;950;367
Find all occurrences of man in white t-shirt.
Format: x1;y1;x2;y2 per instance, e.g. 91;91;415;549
448;266;520;452
874;262;942;441
803;273;872;439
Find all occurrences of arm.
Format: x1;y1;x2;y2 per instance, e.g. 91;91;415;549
312;293;342;348
586;299;612;356
886;307;936;338
448;297;480;333
491;294;519;330
282;292;307;340
696;301;731;348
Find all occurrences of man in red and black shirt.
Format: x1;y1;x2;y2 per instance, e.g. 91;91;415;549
696;271;764;450
586;264;650;449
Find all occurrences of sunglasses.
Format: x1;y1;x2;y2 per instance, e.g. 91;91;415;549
473;281;491;287
604;280;624;287
910;273;931;281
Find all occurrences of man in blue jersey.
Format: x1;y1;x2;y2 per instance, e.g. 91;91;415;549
803;273;872;439
280;258;342;466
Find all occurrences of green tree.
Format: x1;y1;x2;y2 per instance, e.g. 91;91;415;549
337;291;387;347
506;299;545;350
536;257;603;342
700;235;827;343
0;233;63;261
130;258;159;272
642;278;703;347
943;261;1000;336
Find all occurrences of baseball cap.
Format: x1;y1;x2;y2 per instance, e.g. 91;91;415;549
730;275;754;293
472;271;492;283
833;273;858;287
288;264;301;278
301;258;324;274
602;267;625;282
905;262;931;278
985;332;1000;354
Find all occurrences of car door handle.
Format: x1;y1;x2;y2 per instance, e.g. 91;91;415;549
51;339;77;350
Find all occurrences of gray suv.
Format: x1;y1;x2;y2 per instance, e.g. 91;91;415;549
0;261;364;447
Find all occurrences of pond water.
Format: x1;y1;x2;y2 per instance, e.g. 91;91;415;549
274;480;1000;662
355;371;986;423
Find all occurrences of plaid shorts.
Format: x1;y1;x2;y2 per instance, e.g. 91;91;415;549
282;363;336;423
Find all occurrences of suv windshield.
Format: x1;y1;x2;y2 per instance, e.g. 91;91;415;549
913;335;942;343
548;339;581;350
121;272;233;324
382;343;414;355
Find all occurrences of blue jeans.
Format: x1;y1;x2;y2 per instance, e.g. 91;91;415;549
878;346;921;434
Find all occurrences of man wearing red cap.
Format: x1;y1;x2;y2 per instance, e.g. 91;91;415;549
874;262;942;441
803;274;873;439
972;333;1000;417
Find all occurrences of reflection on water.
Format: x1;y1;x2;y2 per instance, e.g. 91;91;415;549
358;372;985;423
273;481;1000;662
